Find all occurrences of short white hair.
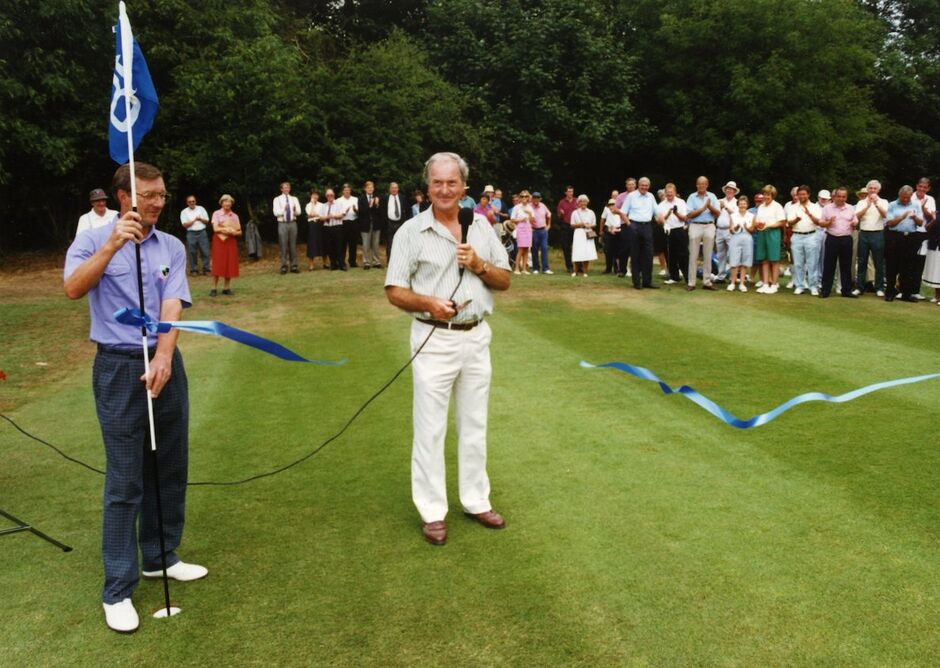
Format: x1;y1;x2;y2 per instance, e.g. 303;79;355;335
423;152;469;185
866;179;881;190
577;194;590;203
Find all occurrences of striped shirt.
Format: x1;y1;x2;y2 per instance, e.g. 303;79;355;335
385;206;511;324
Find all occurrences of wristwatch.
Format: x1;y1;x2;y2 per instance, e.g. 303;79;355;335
475;261;489;277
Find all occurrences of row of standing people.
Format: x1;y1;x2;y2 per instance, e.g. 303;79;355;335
274;181;422;274
552;176;938;303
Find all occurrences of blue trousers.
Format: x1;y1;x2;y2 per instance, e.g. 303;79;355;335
790;232;818;290
93;347;189;603
856;230;885;292
531;227;550;271
186;230;210;273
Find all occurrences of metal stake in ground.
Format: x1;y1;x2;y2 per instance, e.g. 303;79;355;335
133;241;179;619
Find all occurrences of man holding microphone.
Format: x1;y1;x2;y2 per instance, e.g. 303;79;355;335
385;152;511;546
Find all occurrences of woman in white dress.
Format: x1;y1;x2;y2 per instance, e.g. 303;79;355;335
570;194;598;276
922;205;940;305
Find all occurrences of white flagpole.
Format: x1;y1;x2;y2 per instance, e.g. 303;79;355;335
118;1;178;619
119;2;137;211
119;2;156;461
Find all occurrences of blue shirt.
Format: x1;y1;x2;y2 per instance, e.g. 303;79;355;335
623;190;656;222
491;198;504;216
65;222;192;349
459;196;476;209
887;199;922;234
686;191;719;223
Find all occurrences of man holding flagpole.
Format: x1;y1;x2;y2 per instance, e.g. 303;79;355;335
65;162;207;633
61;2;206;633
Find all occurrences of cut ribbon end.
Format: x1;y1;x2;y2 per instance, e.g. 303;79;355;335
582;359;940;429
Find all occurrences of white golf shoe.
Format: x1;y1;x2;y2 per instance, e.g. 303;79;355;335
142;561;208;582
103;598;139;633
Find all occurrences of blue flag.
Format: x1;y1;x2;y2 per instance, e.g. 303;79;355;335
108;2;158;164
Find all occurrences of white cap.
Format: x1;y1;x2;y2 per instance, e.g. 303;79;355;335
818;189;831;199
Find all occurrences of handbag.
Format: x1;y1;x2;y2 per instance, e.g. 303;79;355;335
585;228;597;240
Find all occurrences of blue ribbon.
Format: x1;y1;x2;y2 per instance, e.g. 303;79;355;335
114;308;346;365
581;361;940;429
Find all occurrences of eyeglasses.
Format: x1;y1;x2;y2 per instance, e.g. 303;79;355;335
139;191;170;201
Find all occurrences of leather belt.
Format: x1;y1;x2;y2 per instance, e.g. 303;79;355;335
793;230;815;234
97;343;156;359
417;318;481;331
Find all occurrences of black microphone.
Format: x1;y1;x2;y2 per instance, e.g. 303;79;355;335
458;207;474;276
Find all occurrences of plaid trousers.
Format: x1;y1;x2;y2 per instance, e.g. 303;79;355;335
93;347;189;604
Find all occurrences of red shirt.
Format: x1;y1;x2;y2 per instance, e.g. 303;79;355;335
556;197;578;227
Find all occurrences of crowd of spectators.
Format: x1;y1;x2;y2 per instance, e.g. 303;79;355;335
74;175;939;305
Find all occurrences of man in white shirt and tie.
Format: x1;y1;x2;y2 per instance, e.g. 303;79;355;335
382;181;411;262
273;181;301;274
337;184;360;269
75;188;118;237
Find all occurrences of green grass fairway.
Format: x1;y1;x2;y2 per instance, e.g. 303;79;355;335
1;251;938;666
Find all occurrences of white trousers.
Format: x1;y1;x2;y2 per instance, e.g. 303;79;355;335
688;223;716;287
715;228;732;278
410;319;493;523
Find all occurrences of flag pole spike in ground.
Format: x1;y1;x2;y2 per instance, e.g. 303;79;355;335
117;0;175;620
152;605;182;619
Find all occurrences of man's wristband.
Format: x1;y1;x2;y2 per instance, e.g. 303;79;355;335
475;261;489;277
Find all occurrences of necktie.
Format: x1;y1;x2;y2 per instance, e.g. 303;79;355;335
327;203;332;224
393;196;400;219
285;195;291;222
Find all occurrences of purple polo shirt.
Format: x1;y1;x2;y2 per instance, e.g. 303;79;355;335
821;203;858;237
65;222;191;349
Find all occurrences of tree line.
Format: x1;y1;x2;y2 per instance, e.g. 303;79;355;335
0;0;936;251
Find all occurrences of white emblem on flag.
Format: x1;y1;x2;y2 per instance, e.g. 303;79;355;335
110;55;140;133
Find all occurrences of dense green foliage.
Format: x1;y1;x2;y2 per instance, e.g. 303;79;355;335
0;0;936;249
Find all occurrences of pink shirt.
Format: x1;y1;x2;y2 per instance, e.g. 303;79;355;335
531;202;550;229
821;203;857;237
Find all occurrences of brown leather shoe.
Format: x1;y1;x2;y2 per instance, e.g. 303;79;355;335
422;521;447;545
464;510;506;529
